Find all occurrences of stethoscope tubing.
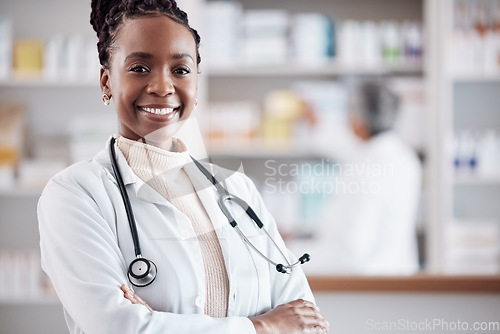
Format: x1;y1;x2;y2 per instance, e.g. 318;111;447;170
109;137;143;258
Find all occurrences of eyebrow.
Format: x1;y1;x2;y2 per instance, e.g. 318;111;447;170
124;52;153;62
172;53;194;62
124;52;194;62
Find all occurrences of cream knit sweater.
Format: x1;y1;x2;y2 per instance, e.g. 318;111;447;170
116;136;229;317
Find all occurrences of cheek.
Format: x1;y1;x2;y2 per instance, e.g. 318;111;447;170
111;75;142;107
185;79;198;99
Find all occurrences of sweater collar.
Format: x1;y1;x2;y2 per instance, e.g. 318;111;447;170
116;135;190;179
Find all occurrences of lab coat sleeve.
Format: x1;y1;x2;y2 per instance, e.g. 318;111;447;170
240;174;315;308
38;163;256;334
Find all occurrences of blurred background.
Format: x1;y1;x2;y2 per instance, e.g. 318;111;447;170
1;0;500;333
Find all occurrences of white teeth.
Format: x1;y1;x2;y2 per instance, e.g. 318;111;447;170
140;107;175;115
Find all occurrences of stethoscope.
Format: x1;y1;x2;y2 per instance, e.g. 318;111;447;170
109;137;310;287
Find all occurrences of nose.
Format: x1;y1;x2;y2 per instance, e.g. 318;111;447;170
146;71;175;96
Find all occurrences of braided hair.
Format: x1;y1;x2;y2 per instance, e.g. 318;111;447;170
90;0;201;68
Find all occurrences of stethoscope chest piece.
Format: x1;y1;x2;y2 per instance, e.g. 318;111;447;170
128;257;157;287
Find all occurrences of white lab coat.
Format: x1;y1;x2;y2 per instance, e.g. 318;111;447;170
292;131;421;275
38;138;313;334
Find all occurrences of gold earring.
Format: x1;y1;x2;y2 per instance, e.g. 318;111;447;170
102;94;110;106
194;98;198;108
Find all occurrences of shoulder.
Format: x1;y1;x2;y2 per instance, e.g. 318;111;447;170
40;148;116;210
43;159;110;193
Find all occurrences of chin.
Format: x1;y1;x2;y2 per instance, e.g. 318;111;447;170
143;119;186;143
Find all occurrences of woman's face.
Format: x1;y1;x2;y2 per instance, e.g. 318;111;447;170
100;15;198;148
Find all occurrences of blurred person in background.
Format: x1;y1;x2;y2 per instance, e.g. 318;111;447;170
300;79;422;275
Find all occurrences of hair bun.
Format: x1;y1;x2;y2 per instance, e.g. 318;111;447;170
90;0;118;35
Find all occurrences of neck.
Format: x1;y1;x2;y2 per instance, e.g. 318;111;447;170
121;135;176;152
143;137;176;152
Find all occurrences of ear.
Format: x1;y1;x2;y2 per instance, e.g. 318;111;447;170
100;66;111;98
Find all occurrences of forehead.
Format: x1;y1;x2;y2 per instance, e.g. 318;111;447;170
114;15;196;58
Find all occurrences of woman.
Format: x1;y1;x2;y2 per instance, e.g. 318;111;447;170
38;0;329;333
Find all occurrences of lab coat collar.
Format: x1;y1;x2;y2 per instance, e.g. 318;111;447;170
95;136;170;205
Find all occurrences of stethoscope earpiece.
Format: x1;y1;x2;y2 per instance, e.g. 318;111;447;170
275;253;311;274
299;253;311;264
128;257;157;287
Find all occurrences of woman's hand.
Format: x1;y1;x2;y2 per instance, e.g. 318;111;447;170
249;299;329;333
121;284;153;312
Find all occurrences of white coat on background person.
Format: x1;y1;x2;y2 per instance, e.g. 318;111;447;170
294;80;422;275
38;138;314;334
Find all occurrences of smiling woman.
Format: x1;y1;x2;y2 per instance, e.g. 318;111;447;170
101;15;198;150
37;0;329;334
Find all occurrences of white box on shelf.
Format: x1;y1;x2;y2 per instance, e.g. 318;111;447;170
69;115;118;163
17;159;67;191
0;250;45;301
203;1;243;66
241;10;289;65
242;10;289;37
204;101;260;150
444;220;500;274
290;13;334;65
242;37;288;64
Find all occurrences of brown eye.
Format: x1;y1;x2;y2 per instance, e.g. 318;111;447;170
130;66;149;73
174;67;190;75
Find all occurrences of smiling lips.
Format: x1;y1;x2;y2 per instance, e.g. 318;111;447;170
139;106;178;117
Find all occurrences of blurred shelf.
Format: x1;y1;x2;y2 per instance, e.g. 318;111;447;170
0;188;43;198
0;76;100;88
206;139;324;160
450;73;500;83
205;61;423;77
453;173;500;185
0;295;60;305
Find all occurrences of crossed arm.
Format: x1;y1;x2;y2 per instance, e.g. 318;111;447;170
121;284;330;333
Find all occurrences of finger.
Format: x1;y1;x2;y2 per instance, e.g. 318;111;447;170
298;299;321;312
294;302;321;318
304;314;330;333
135;294;152;310
124;291;138;303
121;284;135;294
296;306;329;331
122;285;153;312
145;303;153;312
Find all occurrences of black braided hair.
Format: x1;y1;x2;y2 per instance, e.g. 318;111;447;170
90;0;201;68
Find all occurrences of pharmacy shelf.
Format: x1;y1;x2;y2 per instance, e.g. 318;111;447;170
205;136;331;159
0;188;42;198
427;0;500;274
206;61;423;77
453;173;500;185
449;73;500;83
207;147;322;160
0;76;99;88
0;295;60;306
